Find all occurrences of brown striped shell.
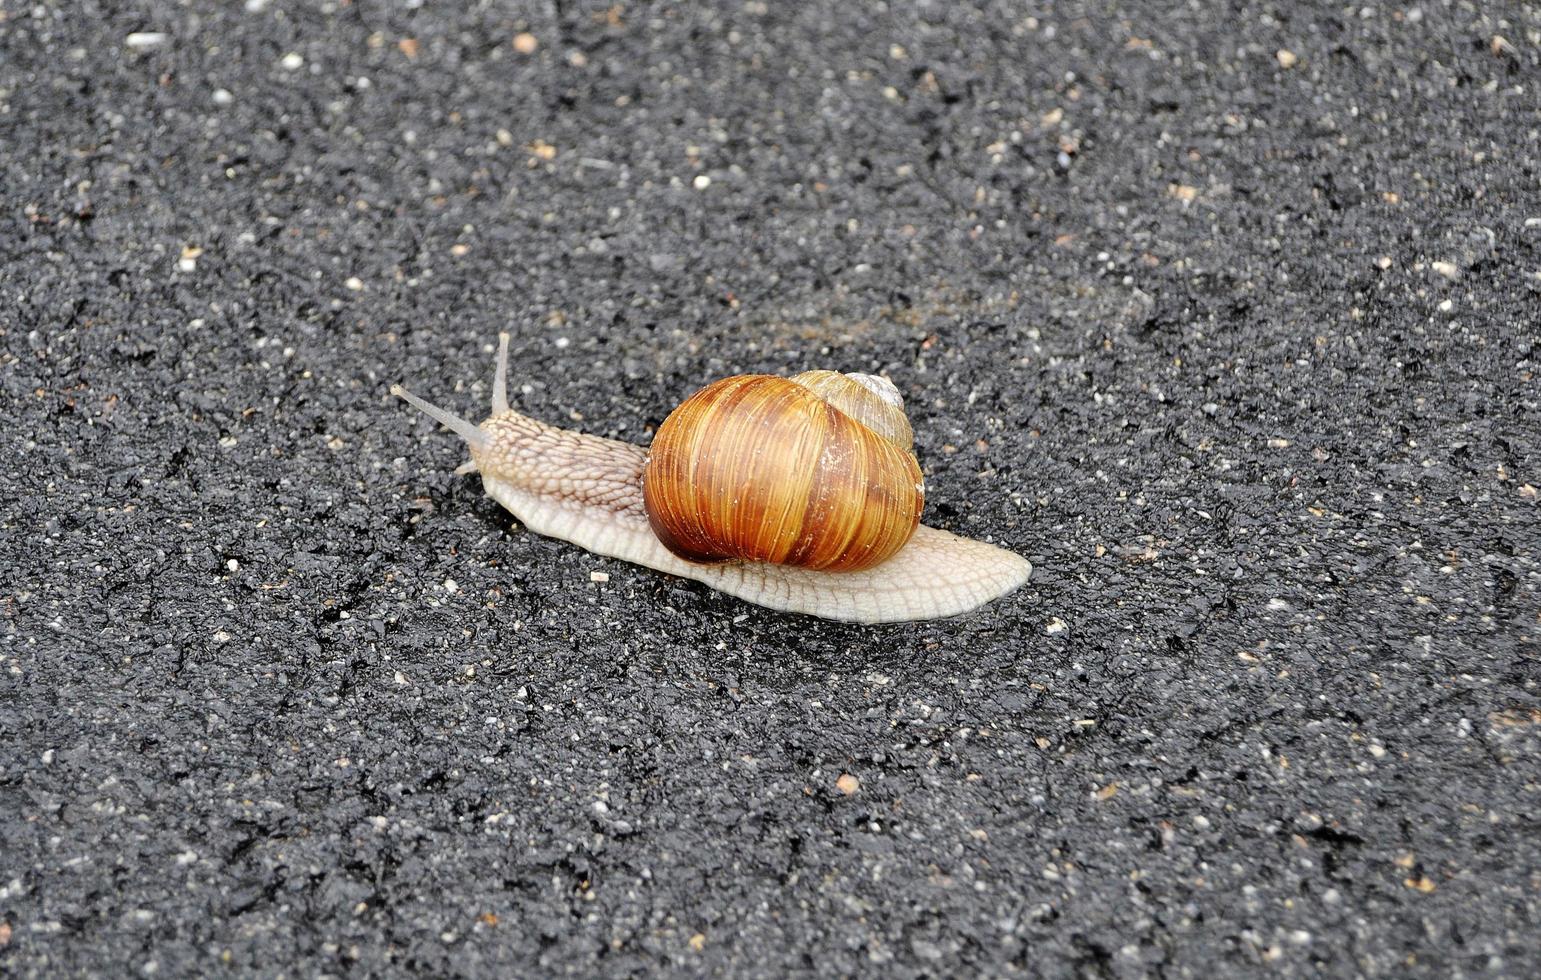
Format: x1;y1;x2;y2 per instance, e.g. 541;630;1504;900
640;373;925;571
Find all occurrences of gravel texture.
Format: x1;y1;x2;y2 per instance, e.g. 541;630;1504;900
3;0;1539;976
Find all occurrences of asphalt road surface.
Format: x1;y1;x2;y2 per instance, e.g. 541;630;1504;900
3;1;1538;975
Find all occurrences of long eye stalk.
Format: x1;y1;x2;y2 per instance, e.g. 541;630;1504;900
389;383;488;454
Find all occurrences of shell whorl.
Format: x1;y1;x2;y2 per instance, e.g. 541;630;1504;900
789;370;914;451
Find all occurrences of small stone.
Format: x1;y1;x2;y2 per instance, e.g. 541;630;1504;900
1375;256;1392;269
212;630;231;645
226;559;239;572
589;571;609;583
212;88;233;106
280;52;303;71
450;243;470;256
835;773;860;795
1045;617;1067;635
1276;49;1298;68
513;32;538;54
688;933;706;951
692;174;711;190
1268;437;1291;448
889;44;907;60
1168;183;1198;202
1430;260;1460;280
1193;815;1211;830
443;578;458;593
397;38;419;59
125;32;168;50
345;276;364;291
1438;299;1453;313
1094;783;1119;801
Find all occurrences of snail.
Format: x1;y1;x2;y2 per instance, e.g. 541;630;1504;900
390;334;1031;623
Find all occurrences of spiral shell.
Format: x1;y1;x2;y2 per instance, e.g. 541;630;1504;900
640;373;925;571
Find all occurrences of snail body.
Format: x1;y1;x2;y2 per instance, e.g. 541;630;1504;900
391;335;1030;623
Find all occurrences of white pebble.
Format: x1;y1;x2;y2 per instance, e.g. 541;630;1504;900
125;32;168;50
345;276;363;291
443;578;458;593
226;559;239;572
280;52;304;71
1430;260;1459;280
1438;299;1453;313
589;571;610;583
692;174;711;190
212;88;233;106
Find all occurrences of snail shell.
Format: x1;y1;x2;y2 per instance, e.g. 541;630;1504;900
390;334;1031;623
641;374;924;571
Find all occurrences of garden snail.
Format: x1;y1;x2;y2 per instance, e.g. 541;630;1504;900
390;335;1031;623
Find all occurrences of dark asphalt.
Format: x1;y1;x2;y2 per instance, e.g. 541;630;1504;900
4;1;1539;976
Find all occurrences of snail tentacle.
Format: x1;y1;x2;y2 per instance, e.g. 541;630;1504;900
389;384;489;454
491;331;512;416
